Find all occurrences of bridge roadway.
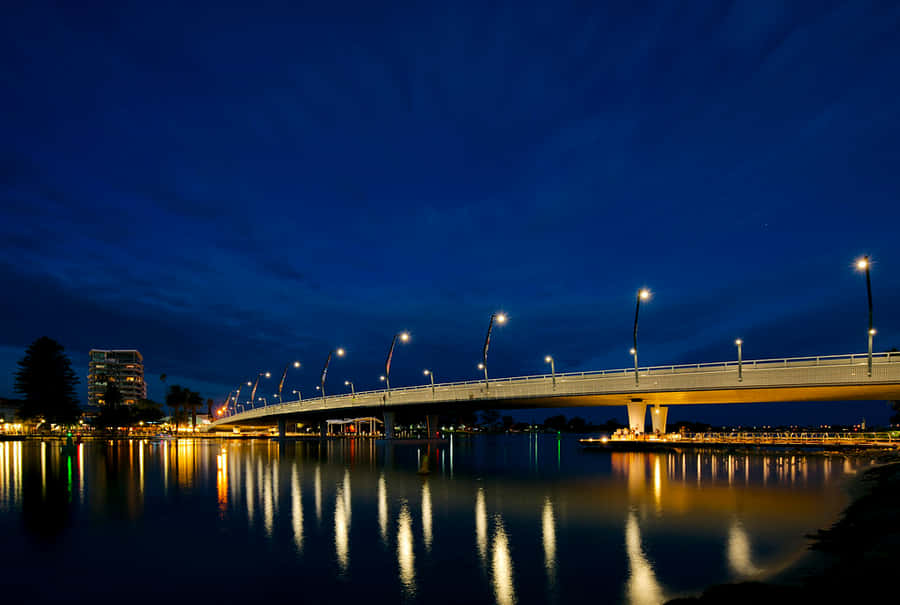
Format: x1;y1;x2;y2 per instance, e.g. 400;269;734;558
205;352;900;435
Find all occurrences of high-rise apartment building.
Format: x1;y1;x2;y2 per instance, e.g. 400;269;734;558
88;349;146;406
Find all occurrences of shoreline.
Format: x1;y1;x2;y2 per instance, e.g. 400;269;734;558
666;453;900;604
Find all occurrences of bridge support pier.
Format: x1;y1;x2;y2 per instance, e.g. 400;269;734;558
319;420;328;439
650;405;668;435
383;411;396;439
277;418;286;440
627;402;647;434
426;414;439;439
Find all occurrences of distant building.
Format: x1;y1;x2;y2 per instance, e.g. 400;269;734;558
88;349;146;406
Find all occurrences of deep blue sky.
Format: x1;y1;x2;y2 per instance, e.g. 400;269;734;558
2;1;899;425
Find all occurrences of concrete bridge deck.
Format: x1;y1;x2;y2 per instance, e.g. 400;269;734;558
206;352;900;433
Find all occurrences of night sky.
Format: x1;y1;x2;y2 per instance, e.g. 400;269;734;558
3;1;900;426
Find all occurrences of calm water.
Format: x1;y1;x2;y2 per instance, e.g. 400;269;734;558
0;436;860;604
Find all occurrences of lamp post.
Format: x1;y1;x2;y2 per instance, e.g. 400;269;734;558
344;380;356;398
633;289;650;386
258;397;267;406
249;371;271;406
278;361;301;402
629;348;638;383
423;369;435;398
735;339;743;382
384;331;410;399
481;312;507;389
856;257;875;377
319;348;345;401
544;355;556;388
291;388;302;401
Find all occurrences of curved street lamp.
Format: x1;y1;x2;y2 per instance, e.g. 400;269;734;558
344;379;356;398
423;369;435;398
384;331;410;399
277;361;301;402
856;256;875;377
291;388;302;401
482;312;507;389
544;355;556;388
320;348;345;401
735;339;744;382
633;289;650;386
249;371;271;407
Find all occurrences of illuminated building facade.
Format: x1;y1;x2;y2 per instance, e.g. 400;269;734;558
88;349;146;406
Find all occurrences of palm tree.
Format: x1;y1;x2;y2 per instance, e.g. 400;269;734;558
185;390;203;430
166;385;188;434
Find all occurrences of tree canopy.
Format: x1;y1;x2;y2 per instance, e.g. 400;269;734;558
14;337;80;424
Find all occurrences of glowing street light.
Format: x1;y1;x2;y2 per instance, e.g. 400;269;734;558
545;355;556;388
277;361;302;402
481;312;507;389
423;369;435;398
735;339;743;382
384;331;410;399
632;289;650;386
855;256;875;377
291;388;302;401
319;348;345;401
344;380;356;398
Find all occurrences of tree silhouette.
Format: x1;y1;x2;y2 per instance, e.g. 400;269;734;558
166;385;203;432
14;337;80;424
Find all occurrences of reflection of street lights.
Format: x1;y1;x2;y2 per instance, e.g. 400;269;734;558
735;339;743;382
384;331;410;399
319;348;345;401
856;256;875;377
344;380;356;398
277;361;301;402
481;312;507;388
423;369;435;398
633;289;650;386
544;355;556;388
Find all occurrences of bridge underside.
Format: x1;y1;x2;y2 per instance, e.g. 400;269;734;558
209;383;900;430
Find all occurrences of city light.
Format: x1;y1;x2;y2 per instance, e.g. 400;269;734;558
293;361;301;368
400;331;410;342
856;257;869;271
336;348;345;356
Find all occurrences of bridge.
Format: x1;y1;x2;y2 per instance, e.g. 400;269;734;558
205;351;900;437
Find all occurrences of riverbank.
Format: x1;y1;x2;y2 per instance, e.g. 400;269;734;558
666;454;900;604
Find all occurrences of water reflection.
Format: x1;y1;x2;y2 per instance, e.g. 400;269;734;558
625;511;665;605
421;479;433;551
378;473;388;543
0;438;867;605
334;474;350;573
475;487;488;564
542;497;557;587
291;462;303;552
491;517;516;605
397;500;415;596
727;518;759;577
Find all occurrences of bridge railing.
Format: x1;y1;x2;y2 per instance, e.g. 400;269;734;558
215;351;900;424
